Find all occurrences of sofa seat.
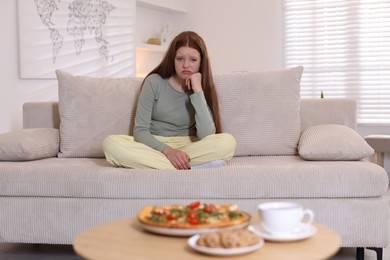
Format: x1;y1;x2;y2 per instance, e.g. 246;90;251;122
0;156;387;199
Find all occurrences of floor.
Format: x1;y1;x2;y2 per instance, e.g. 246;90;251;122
0;244;385;260
0;188;389;260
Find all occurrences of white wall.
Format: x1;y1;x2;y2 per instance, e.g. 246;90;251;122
0;1;58;134
181;0;283;73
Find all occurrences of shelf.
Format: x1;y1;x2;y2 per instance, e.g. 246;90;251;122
136;0;188;14
136;44;167;53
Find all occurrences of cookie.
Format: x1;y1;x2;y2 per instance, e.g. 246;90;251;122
201;232;222;248
197;233;208;246
197;229;260;248
220;229;242;248
247;230;260;245
234;229;260;246
221;229;260;248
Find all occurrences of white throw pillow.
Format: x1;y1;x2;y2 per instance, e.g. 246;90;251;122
215;66;304;156
56;70;143;158
298;124;374;161
0;128;59;161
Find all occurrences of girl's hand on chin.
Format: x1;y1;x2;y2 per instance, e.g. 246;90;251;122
185;73;202;93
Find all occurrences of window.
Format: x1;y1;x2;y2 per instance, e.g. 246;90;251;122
283;0;390;125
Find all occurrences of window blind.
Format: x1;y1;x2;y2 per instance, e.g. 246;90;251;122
283;0;390;125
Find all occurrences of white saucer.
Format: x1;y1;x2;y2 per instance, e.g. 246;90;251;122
188;234;264;256
249;223;317;242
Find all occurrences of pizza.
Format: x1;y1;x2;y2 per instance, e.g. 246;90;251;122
137;201;251;229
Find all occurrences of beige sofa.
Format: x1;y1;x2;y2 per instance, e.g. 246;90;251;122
0;67;388;258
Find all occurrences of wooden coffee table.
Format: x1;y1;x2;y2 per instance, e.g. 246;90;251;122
73;215;341;260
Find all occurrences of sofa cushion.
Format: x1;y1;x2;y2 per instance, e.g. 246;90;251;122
214;66;303;156
298;124;374;161
0;128;59;161
56;70;143;158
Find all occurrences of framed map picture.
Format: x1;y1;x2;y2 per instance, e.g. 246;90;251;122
17;0;136;79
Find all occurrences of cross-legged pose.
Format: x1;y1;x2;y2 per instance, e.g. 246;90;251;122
103;31;236;169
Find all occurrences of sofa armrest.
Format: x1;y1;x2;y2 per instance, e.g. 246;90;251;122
23;102;60;129
300;98;357;131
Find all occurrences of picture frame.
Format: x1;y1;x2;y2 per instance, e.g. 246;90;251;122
17;0;136;79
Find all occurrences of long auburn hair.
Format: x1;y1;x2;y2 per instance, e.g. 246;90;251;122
144;31;222;133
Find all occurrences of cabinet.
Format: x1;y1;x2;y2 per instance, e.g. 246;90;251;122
136;44;167;77
135;0;188;77
137;43;167;53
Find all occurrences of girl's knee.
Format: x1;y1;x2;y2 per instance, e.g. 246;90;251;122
102;135;130;155
102;135;113;150
102;135;117;151
219;133;237;150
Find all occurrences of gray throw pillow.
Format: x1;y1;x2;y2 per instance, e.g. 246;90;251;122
56;70;143;158
215;66;304;156
298;124;374;161
0;128;59;161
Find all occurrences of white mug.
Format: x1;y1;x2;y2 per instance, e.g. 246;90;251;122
258;202;315;235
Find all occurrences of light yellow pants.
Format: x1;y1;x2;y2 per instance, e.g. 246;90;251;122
102;133;236;169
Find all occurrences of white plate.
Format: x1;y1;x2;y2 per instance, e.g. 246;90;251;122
249;223;317;242
139;220;250;237
188;233;264;256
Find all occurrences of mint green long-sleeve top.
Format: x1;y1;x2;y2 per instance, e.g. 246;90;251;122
133;74;216;152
